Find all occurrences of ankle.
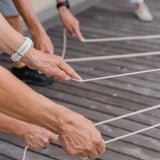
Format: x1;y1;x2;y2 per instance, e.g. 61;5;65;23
136;2;145;8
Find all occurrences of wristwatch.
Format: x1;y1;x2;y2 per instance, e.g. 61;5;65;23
10;37;33;62
57;0;70;9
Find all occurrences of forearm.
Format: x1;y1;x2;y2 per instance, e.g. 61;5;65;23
0;13;34;66
0;13;24;55
0;112;28;138
12;0;45;35
0;66;72;134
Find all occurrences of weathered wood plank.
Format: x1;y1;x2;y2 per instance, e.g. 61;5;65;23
1;0;160;159
0;154;16;160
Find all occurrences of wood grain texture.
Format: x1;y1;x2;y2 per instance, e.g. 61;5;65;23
0;0;160;159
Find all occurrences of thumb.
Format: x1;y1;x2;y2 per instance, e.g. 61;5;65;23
49;132;58;143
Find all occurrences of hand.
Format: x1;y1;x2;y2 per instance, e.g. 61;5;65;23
30;29;54;54
58;113;105;159
23;124;57;149
22;47;83;82
59;6;84;41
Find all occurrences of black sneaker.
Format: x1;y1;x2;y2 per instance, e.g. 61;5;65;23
11;66;54;86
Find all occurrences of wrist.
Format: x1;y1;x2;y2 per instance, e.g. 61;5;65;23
14;123;29;139
44;103;75;134
53;108;83;135
39;100;78;134
29;24;46;38
3;120;28;139
58;5;69;12
20;47;38;69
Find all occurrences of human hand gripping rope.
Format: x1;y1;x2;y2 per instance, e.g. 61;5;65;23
22;28;160;160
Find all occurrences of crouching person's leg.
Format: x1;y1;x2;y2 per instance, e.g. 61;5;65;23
129;0;153;21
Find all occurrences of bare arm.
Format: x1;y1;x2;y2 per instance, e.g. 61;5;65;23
56;0;84;40
0;66;67;132
0;13;82;81
0;66;105;158
0;13;104;158
0;112;57;148
12;0;54;54
0;13;25;55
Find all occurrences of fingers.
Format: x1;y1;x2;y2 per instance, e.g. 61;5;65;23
24;125;58;149
49;133;58;143
39;45;54;55
68;30;76;37
44;43;54;55
68;24;84;41
78;141;104;159
74;25;84;41
33;35;54;54
47;130;58;143
64;15;84;41
76;30;84;41
58;58;83;82
53;68;70;82
45;48;54;55
43;138;50;146
79;150;98;160
97;140;106;154
88;150;98;159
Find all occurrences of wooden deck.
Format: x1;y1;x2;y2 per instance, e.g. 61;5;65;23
1;0;160;159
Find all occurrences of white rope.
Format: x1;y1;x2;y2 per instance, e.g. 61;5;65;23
63;29;160;62
21;29;160;160
70;68;160;82
22;145;28;160
94;104;160;126
22;102;160;160
61;29;160;83
104;123;160;144
62;28;67;58
65;51;160;62
81;34;160;43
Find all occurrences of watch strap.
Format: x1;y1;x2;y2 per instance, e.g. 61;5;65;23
11;37;33;62
57;0;70;9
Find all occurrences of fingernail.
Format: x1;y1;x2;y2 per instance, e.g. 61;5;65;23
65;75;70;80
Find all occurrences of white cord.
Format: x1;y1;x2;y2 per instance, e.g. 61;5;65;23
22;29;160;160
104;123;160;144
70;68;160;82
22;145;28;160
94;104;160;126
65;51;160;62
62;28;67;59
22;103;160;160
81;34;160;43
61;29;160;83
